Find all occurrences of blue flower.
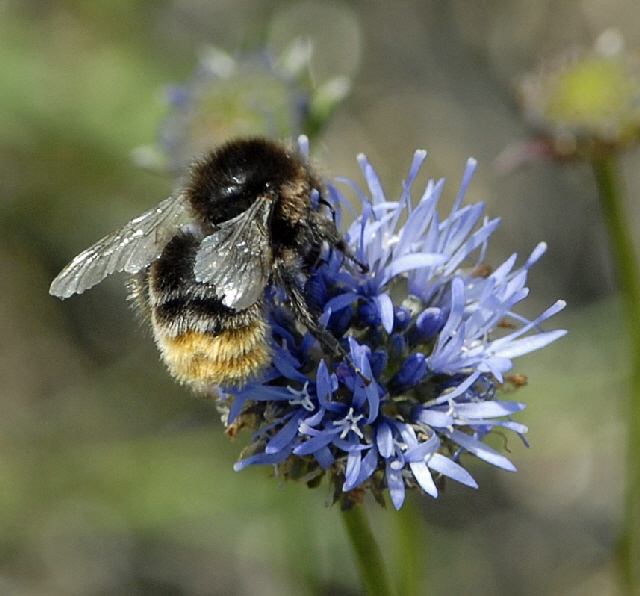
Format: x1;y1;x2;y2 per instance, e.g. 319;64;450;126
222;143;566;509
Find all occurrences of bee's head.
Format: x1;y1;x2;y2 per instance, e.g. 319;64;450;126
185;137;314;226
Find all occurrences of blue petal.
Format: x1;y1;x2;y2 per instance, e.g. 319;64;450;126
477;357;513;382
454;401;525;418
414;409;453;428
488;301;566;352
250;385;301;402
414;307;445;341
303;407;327;428
324;291;359;313
395;193;437;254
444;219;501;277
490;329;567;359
456;158;478;208
490;253;518;283
389;333;407;360
357;153;387;205
343;451;362;491
333;436;369;452
272;350;307;383
475;420;528;434
353;446;378;487
294;431;336;455
429;371;481;404
233;447;292;471
409;461;438;497
441;203;486;258
447;430;517;471
389;353;426;391
227;394;249;424
315;445;335;469
376;420;394;458
358;299;380;326
265;412;303;454
393;306;412;331
437;159;477;242
382;253;448;285
437;277;466;342
386;462;406;510
427;453;478;488
407;150;428;184
316;360;333;403
525;241;547;267
369;349;388;378
376;293;395;333
404;432;439;462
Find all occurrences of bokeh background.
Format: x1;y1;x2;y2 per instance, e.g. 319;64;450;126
1;0;636;594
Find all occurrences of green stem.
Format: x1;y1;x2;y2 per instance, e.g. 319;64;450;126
591;156;640;595
340;505;394;596
396;495;424;596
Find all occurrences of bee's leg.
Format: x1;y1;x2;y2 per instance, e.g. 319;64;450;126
312;215;369;274
274;257;370;385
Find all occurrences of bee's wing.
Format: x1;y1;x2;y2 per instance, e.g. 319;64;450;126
50;194;191;298
194;196;274;311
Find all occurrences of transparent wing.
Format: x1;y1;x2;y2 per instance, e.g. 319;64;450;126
194;196;274;311
50;194;192;298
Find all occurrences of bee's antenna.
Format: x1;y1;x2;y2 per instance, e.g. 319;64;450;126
318;196;337;219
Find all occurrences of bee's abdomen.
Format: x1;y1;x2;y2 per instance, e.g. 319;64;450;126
140;233;272;391
155;321;271;391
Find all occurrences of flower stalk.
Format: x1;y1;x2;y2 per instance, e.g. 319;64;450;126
591;155;640;594
341;504;394;596
395;495;423;596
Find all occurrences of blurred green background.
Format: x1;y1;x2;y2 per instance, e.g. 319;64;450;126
1;0;634;594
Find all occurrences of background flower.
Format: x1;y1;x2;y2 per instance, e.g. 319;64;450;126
134;42;350;173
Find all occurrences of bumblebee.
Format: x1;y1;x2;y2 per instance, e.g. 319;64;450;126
50;138;360;393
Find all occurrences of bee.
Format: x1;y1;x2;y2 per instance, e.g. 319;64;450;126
50;138;363;393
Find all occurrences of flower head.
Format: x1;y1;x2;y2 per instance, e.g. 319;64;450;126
515;30;640;162
221;141;566;509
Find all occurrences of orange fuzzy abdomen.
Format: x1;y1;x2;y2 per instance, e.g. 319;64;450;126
154;321;271;391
